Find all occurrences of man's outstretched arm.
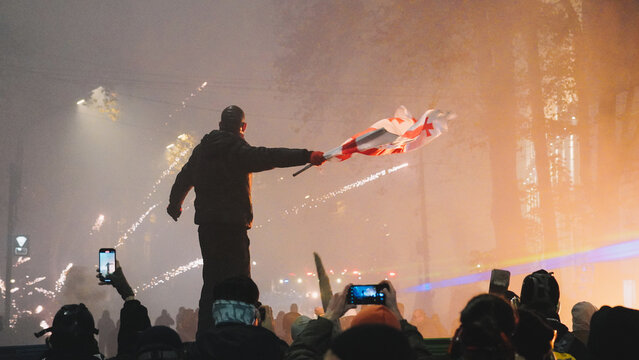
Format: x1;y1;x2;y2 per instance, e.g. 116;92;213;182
234;142;325;173
167;160;194;221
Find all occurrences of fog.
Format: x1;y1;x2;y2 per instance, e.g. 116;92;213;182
1;0;638;345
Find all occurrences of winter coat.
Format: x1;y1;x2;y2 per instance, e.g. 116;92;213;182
169;130;311;227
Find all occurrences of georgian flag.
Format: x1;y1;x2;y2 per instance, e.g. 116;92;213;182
324;106;452;161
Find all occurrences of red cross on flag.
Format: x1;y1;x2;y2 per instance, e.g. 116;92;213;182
325;106;452;161
293;106;453;176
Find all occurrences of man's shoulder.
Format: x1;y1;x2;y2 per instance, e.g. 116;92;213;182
197;130;247;153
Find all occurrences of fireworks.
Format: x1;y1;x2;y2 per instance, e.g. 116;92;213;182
136;258;203;292
114;204;158;248
165;133;195;167
92;214;105;232
34;287;56;299
13;256;31;267
54;263;73;293
168;81;208;119
26;277;46;286
257;163;409;226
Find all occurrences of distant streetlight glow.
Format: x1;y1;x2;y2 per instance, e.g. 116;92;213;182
77;99;86;105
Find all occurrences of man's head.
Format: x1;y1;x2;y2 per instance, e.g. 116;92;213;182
136;325;183;360
211;276;260;326
350;305;401;330
39;303;99;355
219;105;246;134
450;293;517;360
326;324;413;360
520;269;560;316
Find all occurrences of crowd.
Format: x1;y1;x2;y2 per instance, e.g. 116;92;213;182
26;263;639;360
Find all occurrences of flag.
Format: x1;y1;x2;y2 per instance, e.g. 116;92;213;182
324;106;452;161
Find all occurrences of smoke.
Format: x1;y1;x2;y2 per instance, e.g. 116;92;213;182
58;266;108;318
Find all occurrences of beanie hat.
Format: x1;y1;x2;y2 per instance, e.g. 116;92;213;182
571;301;597;332
330;324;412;360
136;325;182;360
291;315;311;341
350;305;401;330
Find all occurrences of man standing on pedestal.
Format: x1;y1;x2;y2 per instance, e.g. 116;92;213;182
167;105;325;333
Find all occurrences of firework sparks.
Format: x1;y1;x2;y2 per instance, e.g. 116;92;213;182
141;133;195;207
136;258;203;292
168;81;208;118
55;263;73;293
114;204;158;248
92;214;105;232
26;277;46;286
255;163;410;228
34;287;56;299
13;257;31;267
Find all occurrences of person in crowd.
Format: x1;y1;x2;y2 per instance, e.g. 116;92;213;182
166;105;327;333
410;309;449;338
519;270;587;359
175;308;197;342
291;315;312;343
325;324;415;360
154;309;175;328
193;276;288;360
97;310;117;358
512;308;555;360
283;303;302;344
275;310;287;340
410;309;430;338
587;305;639;359
136;325;185;360
570;301;597;346
35;303;102;360
285;280;432;360
449;293;516;360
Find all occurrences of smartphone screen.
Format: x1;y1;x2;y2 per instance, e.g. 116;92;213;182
347;285;385;305
99;248;116;282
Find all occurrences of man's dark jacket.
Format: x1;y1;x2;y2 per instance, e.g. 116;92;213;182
169;130;312;227
189;323;288;360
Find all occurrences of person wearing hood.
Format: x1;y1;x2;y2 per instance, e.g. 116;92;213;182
519;270;587;359
192;276;288;360
570;301;597;346
167;105;326;333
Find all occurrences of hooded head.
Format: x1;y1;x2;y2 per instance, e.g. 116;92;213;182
520;269;560;317
37;303;100;357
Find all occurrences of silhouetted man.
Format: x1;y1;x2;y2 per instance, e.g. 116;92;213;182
167;105;325;332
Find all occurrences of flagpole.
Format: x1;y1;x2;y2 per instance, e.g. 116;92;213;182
292;164;312;177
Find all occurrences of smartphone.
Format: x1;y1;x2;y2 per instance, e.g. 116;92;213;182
489;269;511;296
347;284;387;305
99;248;116;282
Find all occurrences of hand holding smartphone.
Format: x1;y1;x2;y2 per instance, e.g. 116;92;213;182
347;284;388;305
99;248;116;283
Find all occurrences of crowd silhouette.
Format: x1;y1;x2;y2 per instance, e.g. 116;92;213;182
5;260;633;360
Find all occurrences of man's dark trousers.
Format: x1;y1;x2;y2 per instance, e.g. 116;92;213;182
197;223;250;332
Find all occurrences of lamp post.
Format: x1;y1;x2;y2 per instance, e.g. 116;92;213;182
4;134;23;330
